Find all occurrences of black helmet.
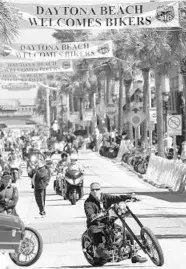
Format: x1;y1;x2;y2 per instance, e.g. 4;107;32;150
61;152;68;158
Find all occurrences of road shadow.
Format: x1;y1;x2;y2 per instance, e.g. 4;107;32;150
47;204;70;207
135;191;186;203
58;264;154;268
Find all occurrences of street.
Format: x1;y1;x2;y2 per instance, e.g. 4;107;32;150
2;150;186;269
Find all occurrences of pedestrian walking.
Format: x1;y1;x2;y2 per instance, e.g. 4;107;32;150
34;161;50;216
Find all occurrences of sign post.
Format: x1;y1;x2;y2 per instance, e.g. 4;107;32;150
167;115;182;159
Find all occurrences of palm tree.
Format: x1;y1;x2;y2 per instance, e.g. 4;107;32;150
123;29;179;157
0;1;21;44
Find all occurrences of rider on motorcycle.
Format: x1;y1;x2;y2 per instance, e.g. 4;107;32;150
0;154;6;170
0;173;19;216
84;182;147;263
8;149;17;162
65;129;76;144
63;154;84;196
56;152;69;171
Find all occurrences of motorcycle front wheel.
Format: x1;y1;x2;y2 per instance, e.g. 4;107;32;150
71;192;77;205
140;227;164;266
9;226;43;267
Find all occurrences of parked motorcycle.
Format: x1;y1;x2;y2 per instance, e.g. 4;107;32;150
0;213;43;266
107;143;119;159
82;199;164;267
61;170;84;205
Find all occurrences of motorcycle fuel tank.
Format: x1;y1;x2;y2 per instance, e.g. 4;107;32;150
0;214;25;252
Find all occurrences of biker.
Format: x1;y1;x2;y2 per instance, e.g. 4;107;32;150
84;182;147;263
64;154;84;174
0;173;19;216
56;152;69;171
63;154;84;196
8;148;17;162
0;154;6;170
65;129;76;144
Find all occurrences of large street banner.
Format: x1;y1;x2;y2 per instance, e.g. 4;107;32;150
0;59;73;72
0;41;113;60
13;1;181;29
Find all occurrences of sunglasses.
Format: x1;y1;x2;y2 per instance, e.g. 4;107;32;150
91;188;100;191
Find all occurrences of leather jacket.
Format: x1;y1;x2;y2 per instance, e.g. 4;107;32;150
84;192;132;227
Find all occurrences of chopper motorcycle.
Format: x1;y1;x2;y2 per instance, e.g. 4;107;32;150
82;199;164;267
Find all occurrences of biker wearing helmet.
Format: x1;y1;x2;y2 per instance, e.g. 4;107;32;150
56;152;69;171
63;154;84;197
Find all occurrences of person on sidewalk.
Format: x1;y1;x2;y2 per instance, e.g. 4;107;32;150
84;182;147;264
34;161;50;216
0;173;19;216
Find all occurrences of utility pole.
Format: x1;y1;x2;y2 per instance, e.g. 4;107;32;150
60;91;64;136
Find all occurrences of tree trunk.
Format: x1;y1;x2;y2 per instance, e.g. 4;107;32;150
106;67;111;104
182;75;186;140
124;79;133;140
106;67;111;131
142;68;150;144
155;71;165;157
79;98;84;129
118;62;124;135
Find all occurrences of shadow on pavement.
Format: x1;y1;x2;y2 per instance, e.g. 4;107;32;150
135;214;186;218
59;265;154;268
47;204;70;207
135;191;186;203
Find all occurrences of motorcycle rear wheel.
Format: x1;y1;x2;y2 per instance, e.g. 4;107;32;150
81;233;107;267
140;227;164;266
9;226;43;267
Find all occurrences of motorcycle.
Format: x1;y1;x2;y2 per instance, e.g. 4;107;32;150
53;165;64;195
50;152;62;175
0;213;43;266
82;199;164;267
61;170;84;205
9;160;20;183
64;143;78;155
107;143;119;159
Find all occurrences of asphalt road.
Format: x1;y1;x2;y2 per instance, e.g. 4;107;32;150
2;150;186;269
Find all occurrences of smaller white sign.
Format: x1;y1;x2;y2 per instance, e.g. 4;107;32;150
149;108;157;123
83;109;93;121
167;115;182;136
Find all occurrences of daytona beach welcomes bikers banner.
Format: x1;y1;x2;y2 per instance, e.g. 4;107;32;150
12;1;181;29
0;41;113;60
